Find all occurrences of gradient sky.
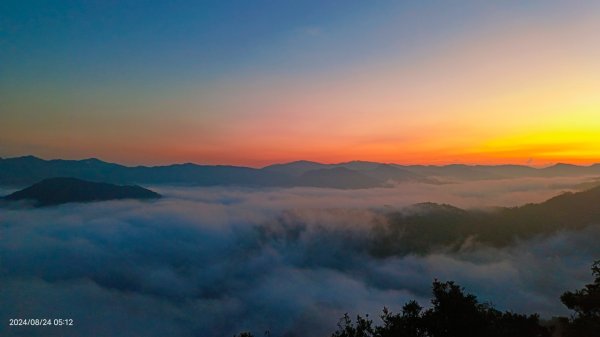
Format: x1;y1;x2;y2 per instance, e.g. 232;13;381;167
1;0;599;167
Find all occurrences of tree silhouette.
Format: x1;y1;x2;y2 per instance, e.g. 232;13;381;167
331;313;375;337
560;260;600;337
235;266;600;337
330;280;549;337
423;280;489;337
376;301;426;337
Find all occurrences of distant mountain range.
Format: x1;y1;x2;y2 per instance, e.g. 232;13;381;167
1;155;600;188
2;177;161;207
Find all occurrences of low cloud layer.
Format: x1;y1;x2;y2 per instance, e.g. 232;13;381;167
1;179;599;336
156;175;598;210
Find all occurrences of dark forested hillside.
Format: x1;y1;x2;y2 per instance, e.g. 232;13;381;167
3;177;161;206
369;185;600;256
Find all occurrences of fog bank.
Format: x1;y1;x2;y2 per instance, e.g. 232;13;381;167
1;180;599;336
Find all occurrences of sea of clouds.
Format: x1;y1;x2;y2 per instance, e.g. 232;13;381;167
1;176;599;337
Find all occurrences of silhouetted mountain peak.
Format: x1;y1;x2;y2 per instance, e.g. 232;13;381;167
336;160;382;171
264;160;322;167
405;202;467;215
289;160;322;165
12;155;44;162
79;157;105;164
550;163;579;168
262;160;326;177
3;177;161;207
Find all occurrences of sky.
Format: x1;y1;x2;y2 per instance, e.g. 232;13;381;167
1;0;599;167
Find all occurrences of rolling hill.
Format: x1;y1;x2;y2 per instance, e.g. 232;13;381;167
2;177;161;206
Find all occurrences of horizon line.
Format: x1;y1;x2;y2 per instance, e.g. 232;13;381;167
2;154;599;170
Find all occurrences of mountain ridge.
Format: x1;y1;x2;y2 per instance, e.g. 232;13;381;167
2;155;600;188
370;184;600;256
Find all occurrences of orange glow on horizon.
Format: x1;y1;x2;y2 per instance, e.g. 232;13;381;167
2;2;599;168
